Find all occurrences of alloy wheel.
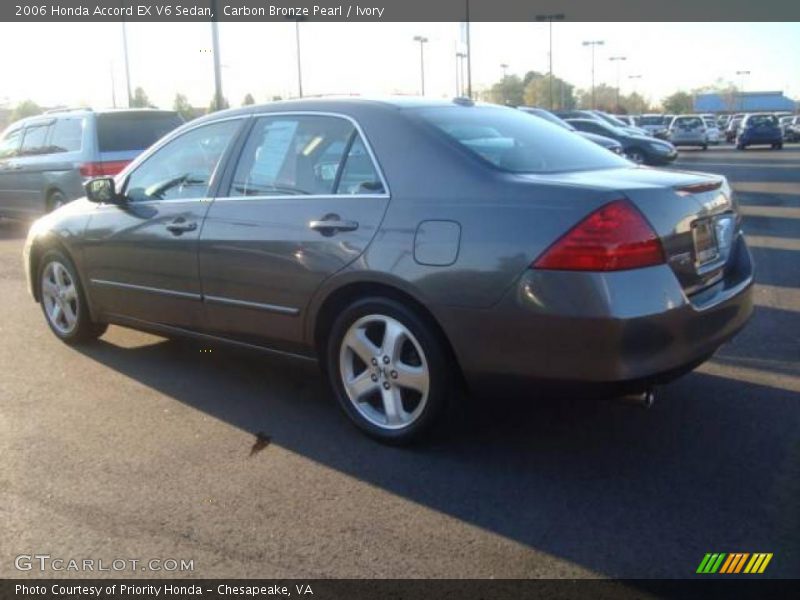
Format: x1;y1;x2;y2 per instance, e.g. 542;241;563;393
41;261;79;335
338;314;430;430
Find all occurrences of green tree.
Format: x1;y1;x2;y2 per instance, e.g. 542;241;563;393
130;87;153;108
208;96;230;113
242;93;256;106
11;100;42;121
172;93;194;120
618;92;649;114
576;84;620;112
662;91;694;115
523;75;576;110
483;74;526;106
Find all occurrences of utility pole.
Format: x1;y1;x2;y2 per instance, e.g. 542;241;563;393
413;35;428;96
582;40;604;109
609;55;627;110
536;14;564;110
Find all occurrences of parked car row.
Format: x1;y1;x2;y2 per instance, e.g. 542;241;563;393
22;97;754;443
0;108;183;218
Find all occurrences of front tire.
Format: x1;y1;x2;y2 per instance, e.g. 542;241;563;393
626;148;646;164
38;249;107;344
326;297;454;444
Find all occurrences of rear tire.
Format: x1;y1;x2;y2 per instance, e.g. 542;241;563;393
46;190;67;213
736;143;745;150
325;297;454;444
38;249;107;344
702;144;708;151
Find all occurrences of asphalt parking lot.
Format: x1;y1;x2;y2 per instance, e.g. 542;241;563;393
1;144;798;580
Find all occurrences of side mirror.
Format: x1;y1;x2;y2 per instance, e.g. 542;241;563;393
84;177;122;204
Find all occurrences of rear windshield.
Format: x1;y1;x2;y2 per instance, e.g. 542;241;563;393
96;112;183;153
416;106;628;174
746;115;777;127
674;117;703;128
637;116;664;126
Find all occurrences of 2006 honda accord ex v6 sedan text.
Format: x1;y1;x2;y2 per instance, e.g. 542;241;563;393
23;97;754;443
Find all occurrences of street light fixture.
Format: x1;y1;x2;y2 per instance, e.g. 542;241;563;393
582;40;605;109
536;13;565;110
413;35;429;96
609;55;627;110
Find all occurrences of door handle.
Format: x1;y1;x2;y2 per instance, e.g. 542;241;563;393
165;219;197;235
309;216;359;235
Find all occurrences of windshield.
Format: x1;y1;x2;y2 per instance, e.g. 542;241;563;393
416;106;629;174
519;108;575;131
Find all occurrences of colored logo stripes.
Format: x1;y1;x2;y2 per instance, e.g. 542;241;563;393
696;553;773;574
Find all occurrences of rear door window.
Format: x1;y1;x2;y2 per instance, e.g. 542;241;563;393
97;112;183;153
230;115;383;196
20;122;52;156
49;118;84;153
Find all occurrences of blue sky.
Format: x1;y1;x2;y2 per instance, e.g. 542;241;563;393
0;22;797;109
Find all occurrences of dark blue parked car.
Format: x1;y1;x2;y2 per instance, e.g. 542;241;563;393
737;113;783;150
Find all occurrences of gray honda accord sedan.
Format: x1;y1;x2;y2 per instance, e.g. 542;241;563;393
23;97;754;443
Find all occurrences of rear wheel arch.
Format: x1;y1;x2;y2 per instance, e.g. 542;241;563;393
44;187;67;212
311;280;464;384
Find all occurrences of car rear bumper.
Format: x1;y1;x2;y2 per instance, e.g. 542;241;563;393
438;234;754;391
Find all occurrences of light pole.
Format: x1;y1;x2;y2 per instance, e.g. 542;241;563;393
628;74;642;109
536;13;564;110
465;0;472;99
609;55;627;110
121;21;132;107
736;70;750;111
500;63;509;79
413;35;429;96
582;40;604;109
210;0;224;111
456;51;467;96
294;20;304;98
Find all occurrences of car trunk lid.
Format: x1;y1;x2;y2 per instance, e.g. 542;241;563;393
518;166;740;295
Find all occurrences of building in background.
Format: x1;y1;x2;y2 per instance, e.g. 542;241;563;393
694;91;796;114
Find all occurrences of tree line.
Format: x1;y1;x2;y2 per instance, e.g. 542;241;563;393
482;72;745;115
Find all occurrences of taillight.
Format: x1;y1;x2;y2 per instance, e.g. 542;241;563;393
79;160;130;178
533;199;665;271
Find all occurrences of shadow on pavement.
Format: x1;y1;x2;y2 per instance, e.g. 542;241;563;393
75;336;800;578
0;218;30;241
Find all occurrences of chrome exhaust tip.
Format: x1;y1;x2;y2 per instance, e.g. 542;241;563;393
618;388;655;409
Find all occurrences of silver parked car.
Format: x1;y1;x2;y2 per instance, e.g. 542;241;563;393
23;98;754;443
0;108;182;218
668;115;708;149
